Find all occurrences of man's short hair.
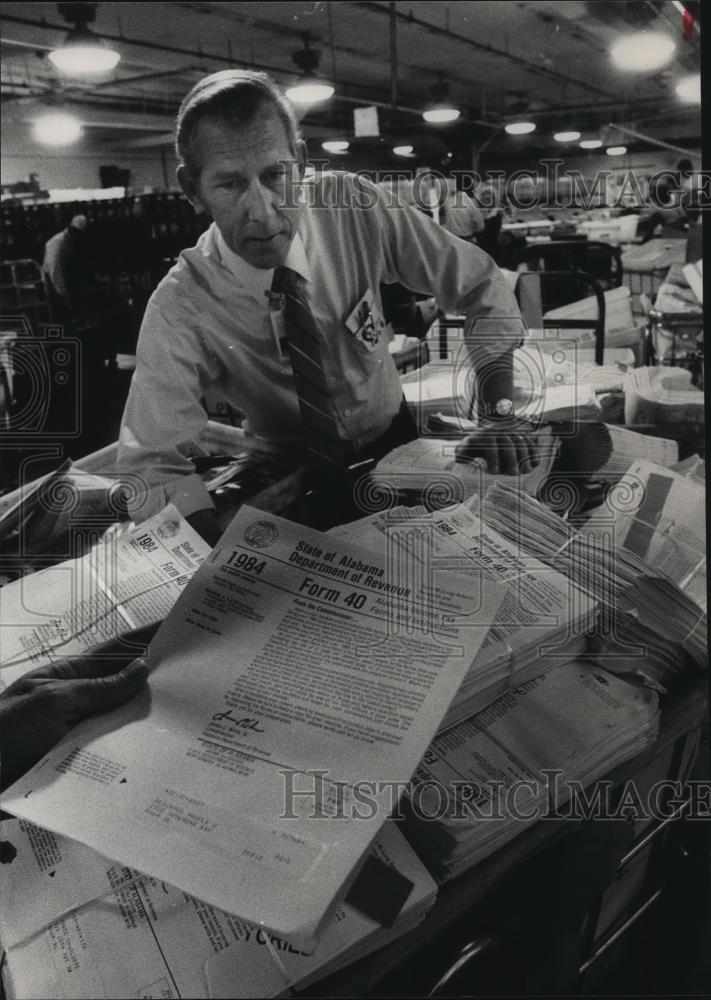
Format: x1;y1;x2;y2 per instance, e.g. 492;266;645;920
176;69;300;177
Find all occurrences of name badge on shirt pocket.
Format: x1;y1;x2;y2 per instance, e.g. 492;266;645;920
345;289;386;352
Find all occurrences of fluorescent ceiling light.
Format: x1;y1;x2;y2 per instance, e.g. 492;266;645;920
285;81;334;105
554;131;581;142
505;121;536;135
32;112;83;146
606;146;627;156
579;139;603;149
675;74;701;104
422;107;461;124
610;32;675;72
322;140;349;153
49;27;120;74
393;145;414;157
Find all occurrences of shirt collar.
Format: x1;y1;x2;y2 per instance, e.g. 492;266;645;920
214;225;311;297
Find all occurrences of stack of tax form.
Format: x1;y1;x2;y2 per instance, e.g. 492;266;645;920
1;507;502;949
583;459;706;617
623;367;704;425
0;819;436;999
370;429;558;507
477;479;707;689
403;660;660;881
0;505;210;689
514;342;629;394
597;425;679;479
330;501;597;732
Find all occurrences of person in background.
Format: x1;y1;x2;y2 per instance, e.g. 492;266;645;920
42;214;95;322
639;158;700;241
117;70;539;543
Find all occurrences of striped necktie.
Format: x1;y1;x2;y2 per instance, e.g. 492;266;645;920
271;265;346;469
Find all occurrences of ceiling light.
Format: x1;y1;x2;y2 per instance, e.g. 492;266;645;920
610;32;676;72
286;34;334;105
554;131;581;142
579;139;603;149
322;140;349;154
423;108;461;124
675;74;701;104
606;146;627;156
286;81;334;105
393;145;414;157
422;74;461;125
505;121;536;135
49;4;120;76
32;112;83;146
49;28;120;74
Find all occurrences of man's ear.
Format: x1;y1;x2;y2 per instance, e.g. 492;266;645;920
295;139;308;180
177;164;207;215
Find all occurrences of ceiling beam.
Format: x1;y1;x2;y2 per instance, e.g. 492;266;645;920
347;1;620;101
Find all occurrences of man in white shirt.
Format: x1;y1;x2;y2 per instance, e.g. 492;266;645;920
117;70;537;542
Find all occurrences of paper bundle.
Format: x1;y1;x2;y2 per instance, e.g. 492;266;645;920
478;478;707;689
403;661;660;881
369;429;558;508
0;819;436;999
623;367;704;426
331;501;597;732
597;425;678;479
0;505;210;687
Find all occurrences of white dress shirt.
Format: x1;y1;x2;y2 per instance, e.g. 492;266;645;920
117;172;523;520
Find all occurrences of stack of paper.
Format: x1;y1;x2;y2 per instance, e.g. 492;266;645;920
0;819;436;999
478;479;707;689
0;504;210;688
583;458;707;617
1;507;501;949
597;425;679;479
514;342;629;393
623;367;704;425
331;502;597;732
682;260;703;305
369;429;558;507
403;661;659;881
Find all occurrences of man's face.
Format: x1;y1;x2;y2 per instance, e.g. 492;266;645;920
179;109;305;269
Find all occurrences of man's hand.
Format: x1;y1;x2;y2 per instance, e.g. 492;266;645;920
0;655;148;791
455;421;541;475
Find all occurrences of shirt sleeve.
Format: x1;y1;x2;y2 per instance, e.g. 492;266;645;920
372;180;526;367
116;294;220;522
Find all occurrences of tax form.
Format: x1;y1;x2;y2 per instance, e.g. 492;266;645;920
0;504;210;684
2;506;503;949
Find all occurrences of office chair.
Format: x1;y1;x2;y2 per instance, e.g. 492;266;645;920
515;268;607;365
516;240;623;292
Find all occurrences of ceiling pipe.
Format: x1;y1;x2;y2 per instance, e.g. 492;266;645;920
0;12;426;118
348;0;619;100
606;123;701;159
